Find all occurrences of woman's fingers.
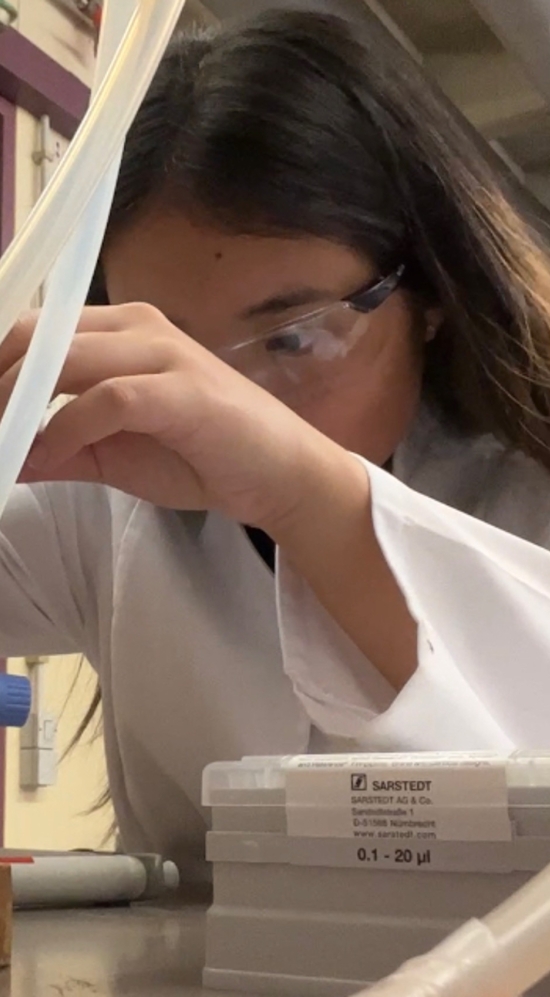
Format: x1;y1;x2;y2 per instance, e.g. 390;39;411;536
0;333;174;410
0;313;39;376
20;429;205;508
26;372;189;472
21;390;207;510
0;304;162;378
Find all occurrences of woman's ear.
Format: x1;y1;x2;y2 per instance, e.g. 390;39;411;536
424;306;444;342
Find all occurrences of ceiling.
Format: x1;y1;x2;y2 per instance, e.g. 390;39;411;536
182;0;550;210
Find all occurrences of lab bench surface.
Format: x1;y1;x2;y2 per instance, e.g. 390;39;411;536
0;903;240;997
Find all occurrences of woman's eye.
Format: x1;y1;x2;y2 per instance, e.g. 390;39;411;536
264;329;313;356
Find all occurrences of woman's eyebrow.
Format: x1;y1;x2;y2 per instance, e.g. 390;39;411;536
239;286;334;320
164;286;336;331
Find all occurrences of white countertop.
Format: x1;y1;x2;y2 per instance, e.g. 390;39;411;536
0;902;247;997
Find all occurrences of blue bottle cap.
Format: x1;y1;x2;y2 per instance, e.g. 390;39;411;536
0;674;31;728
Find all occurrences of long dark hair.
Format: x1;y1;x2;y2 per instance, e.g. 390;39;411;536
90;7;550;463
84;8;550;756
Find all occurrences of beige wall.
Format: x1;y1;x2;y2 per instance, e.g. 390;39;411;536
14;106;66;236
7;1;112;850
5;658;112;850
12;0;95;84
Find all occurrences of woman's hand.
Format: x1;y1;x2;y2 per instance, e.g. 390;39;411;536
1;304;341;531
2;303;417;689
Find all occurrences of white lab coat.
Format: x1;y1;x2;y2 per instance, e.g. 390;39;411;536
1;406;549;873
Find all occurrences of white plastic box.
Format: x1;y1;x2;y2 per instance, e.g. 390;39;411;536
202;751;550;996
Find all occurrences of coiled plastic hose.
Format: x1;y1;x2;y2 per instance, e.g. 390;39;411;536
0;0;186;518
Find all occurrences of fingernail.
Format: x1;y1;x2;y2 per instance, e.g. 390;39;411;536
26;439;49;470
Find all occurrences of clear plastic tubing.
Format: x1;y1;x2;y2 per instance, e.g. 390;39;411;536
358;859;550;997
0;0;186;518
483;859;550;996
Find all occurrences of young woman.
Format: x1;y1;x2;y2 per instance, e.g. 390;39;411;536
3;9;550;873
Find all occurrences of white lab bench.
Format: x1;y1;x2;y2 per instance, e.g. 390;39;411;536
0;902;245;997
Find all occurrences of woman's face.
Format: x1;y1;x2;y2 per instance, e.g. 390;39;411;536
104;208;437;465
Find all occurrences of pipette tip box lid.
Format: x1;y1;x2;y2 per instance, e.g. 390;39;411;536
202;751;550;996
